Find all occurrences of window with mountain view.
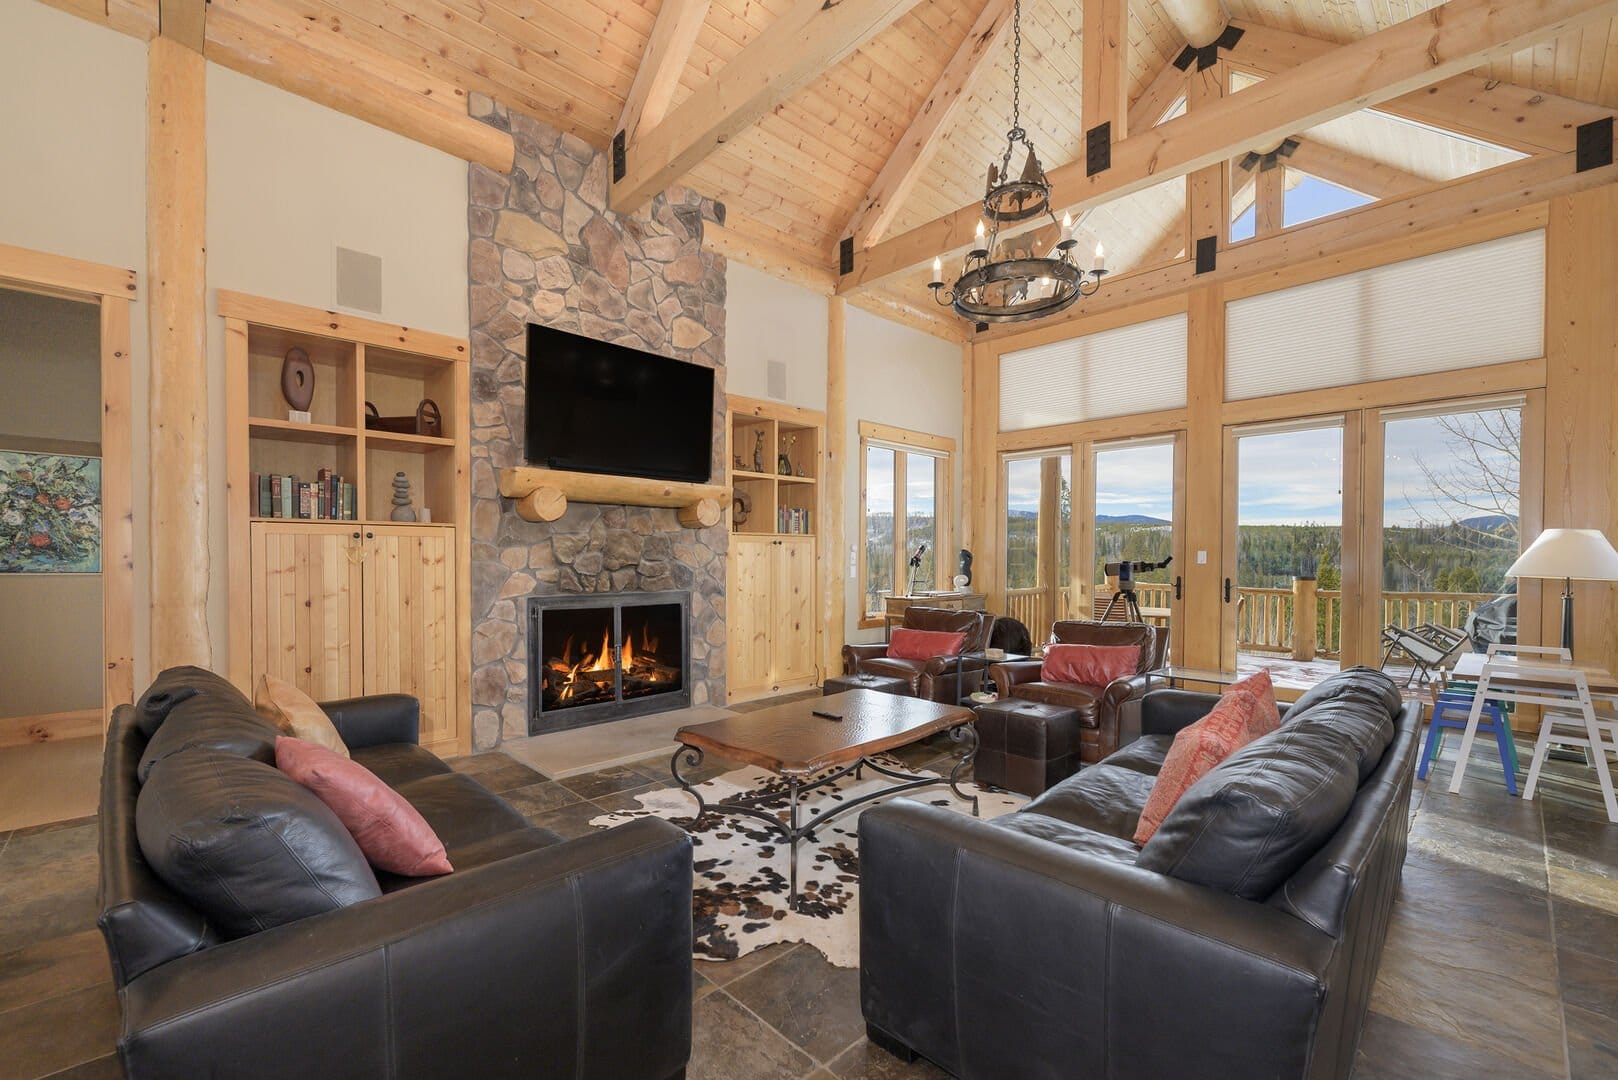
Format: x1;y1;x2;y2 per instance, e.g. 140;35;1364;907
1004;450;1071;634
861;428;951;622
1093;440;1175;635
1380;401;1522;650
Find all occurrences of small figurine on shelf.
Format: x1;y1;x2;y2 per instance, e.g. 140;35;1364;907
280;347;314;424
389;471;417;522
752;430;765;473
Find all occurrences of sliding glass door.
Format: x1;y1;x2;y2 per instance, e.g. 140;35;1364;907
1089;436;1182;659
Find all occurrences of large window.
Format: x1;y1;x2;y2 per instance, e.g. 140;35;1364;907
860;422;954;624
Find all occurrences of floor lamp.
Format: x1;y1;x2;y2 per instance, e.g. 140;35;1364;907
1505;529;1618;660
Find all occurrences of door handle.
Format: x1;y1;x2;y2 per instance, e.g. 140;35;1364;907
1223;578;1232;603
1174;575;1183;600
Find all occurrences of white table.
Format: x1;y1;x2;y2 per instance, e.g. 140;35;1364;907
1449;647;1618;823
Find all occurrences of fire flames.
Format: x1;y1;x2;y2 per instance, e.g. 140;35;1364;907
550;624;667;703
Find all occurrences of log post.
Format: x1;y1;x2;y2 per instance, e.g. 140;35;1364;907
1292;576;1318;661
676;498;722;529
515;488;567;523
147;36;212;669
821;296;848;676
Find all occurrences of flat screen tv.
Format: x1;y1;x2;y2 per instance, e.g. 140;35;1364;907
524;323;714;484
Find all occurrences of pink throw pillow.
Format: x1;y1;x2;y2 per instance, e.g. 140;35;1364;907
275;737;453;877
1224;669;1281;741
1040;643;1141;687
1133;688;1259;845
888;628;968;661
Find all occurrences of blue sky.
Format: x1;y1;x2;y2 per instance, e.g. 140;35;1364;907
1231;174;1372;242
996;407;1520;528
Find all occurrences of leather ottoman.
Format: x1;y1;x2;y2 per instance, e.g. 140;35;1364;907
972;699;1083;796
823;672;911;697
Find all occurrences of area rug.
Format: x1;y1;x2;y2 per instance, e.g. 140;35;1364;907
590;757;1025;968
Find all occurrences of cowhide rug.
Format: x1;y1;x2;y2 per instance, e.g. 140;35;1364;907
590;756;1025;969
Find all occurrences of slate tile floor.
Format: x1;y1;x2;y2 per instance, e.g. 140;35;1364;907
3;736;1616;1078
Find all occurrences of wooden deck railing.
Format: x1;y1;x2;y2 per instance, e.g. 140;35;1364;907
1006;582;1493;660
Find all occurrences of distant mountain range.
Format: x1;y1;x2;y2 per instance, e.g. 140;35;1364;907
1097;514;1171;525
1455;514;1516;531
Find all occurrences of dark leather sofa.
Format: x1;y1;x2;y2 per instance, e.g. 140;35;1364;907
98;668;693;1080
989;619;1166;763
842;607;995;703
859;667;1419;1080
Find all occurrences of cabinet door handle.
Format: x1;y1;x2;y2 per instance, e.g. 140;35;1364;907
1174;575;1183;600
1223;578;1232;603
365;531;375;540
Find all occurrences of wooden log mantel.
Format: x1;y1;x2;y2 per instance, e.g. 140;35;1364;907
498;466;730;528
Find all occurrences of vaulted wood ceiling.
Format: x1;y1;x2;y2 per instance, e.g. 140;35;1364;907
50;0;1618;329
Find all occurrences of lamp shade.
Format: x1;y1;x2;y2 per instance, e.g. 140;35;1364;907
1506;528;1618;582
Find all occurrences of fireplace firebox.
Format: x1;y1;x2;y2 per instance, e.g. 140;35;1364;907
527;591;690;732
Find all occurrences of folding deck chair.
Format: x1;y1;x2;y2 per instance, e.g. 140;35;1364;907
1380;622;1469;687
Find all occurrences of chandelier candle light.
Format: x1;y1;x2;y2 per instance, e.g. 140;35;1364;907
928;0;1106;324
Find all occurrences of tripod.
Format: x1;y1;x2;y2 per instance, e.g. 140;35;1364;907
1100;587;1145;623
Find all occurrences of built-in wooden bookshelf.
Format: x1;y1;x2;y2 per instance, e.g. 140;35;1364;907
221;291;471;755
726;398;822;537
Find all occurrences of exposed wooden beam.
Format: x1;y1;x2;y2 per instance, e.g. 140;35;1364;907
973;149;1614;341
1082;0;1130;141
704;220;836;295
1160;0;1230;49
1226;20;1612;156
1186;62;1227;260
147;36;212;669
838;0;1618;293
611;0;926;215
158;0;206;52
616;0;711;146
849;288;970;342
842;0;1013;251
203;3;514;172
1282;139;1426;199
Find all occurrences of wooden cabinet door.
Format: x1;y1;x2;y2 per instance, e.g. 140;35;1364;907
728;537;775;698
250;523;363;703
361;527;456;750
773;537;818;685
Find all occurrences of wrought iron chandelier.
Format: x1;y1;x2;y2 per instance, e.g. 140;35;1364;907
928;0;1106;324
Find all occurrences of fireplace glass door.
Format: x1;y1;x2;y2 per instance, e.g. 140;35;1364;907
531;592;689;729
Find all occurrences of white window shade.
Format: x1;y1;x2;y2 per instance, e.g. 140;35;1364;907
1225;230;1545;401
999;313;1187;431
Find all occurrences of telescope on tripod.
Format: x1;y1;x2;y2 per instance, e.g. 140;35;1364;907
1101;556;1173;622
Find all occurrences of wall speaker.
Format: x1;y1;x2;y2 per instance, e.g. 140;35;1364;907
767;359;788;400
334;247;383;314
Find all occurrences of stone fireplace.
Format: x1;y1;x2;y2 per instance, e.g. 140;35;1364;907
466;96;727;751
528;590;690;731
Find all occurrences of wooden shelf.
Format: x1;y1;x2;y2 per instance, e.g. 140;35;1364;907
777;474;816;484
249;517;454;527
498;466;729;528
248;418;358;443
366;430;456;452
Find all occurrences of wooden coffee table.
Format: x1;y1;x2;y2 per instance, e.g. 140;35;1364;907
672;689;979;907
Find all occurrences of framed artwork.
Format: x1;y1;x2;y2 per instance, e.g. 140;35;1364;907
0;451;102;573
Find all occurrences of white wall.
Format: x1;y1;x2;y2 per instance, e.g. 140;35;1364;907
724;262;828;409
0;0;151;688
841;306;963;644
203;64;469;663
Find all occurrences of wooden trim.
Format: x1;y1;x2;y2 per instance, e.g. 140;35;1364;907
0;436;100;456
1184;286;1225;671
858;420;955;454
844;0;1013;250
0;242;138;301
1226;20;1616;157
0;709;103;749
1517;388;1547;658
848;289;970;343
822;297;848;665
611;0;926;214
147;36;212;670
1339;409;1364;665
224;317;252;692
997;408;1190;453
101;297;135;716
838;0;1618;293
728;395;827;426
1219;358;1547;426
203;4;514;173
703;221;835;296
216;290;469;361
615;0;711;145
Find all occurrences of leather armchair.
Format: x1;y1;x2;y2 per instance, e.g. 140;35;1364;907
989;620;1165;763
841;607;994;704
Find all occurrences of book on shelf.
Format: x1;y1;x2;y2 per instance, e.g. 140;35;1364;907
775;507;812;534
250;469;357;521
